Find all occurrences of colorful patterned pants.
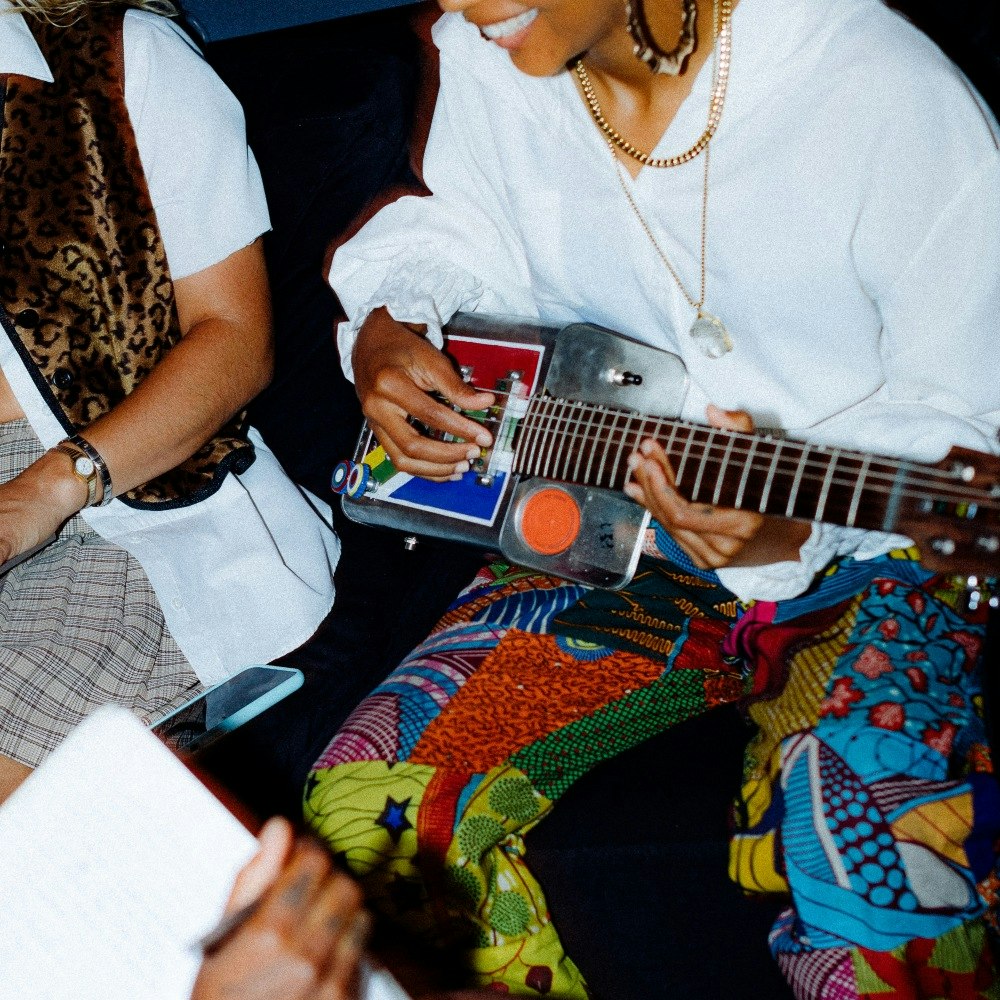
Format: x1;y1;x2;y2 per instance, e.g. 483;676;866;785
305;546;999;999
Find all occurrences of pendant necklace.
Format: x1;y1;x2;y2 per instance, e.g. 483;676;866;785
607;136;732;359
579;0;734;359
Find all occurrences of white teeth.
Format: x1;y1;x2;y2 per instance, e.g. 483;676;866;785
480;8;538;39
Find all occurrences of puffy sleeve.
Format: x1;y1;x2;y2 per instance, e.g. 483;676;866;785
329;15;536;382
123;11;270;279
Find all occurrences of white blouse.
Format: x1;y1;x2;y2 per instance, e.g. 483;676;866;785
330;0;1000;602
0;8;340;684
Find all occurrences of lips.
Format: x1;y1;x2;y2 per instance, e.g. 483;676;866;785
479;8;539;41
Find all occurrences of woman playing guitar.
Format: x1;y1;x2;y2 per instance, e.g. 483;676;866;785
307;0;1000;995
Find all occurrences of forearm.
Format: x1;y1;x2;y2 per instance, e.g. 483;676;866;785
80;240;273;499
723;517;812;568
81;315;271;499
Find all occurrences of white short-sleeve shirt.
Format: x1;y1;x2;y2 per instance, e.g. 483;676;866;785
0;6;340;684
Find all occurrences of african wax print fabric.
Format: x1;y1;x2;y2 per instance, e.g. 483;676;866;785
306;550;998;998
730;562;1000;999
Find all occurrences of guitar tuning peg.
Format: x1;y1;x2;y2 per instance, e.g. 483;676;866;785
976;534;999;553
331;460;353;494
950;461;976;483
929;537;957;556
345;462;372;498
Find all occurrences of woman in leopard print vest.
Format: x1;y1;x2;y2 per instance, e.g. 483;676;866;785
0;0;340;796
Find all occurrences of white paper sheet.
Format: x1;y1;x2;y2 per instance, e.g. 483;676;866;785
0;706;411;1000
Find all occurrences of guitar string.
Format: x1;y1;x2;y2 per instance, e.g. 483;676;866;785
460;389;991;482
456;386;996;499
457;403;998;506
510;424;1000;509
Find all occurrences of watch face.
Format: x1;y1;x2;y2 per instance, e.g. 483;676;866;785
73;455;96;478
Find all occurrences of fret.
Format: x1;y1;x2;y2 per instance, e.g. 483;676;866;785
814;448;841;522
674;425;697;486
512;400;534;472
759;439;784;513
610;412;642;489
690;428;717;502
584;406;608;485
594;409;624;487
523;397;551;475
660;418;677;455
539;398;565;479
551;400;574;481
559;401;585;482
733;436;758;510
846;453;872;528
572;400;600;483
711;432;738;505
785;444;810;518
882;461;909;534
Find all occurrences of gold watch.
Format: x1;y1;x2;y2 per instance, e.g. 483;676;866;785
54;440;100;507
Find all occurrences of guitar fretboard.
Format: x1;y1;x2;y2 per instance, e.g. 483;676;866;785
510;397;965;534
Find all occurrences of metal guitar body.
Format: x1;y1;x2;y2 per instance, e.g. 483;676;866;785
340;314;690;588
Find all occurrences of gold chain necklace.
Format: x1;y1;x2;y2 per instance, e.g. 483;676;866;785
603;0;733;358
572;0;732;169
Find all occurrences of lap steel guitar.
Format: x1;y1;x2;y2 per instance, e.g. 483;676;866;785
335;314;1000;591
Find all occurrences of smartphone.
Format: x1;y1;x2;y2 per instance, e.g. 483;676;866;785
150;664;304;754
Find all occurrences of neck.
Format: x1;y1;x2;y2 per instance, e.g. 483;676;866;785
582;0;720;99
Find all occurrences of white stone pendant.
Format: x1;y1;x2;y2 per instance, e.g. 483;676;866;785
689;312;733;359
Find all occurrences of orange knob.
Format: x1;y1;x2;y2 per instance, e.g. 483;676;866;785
519;487;581;556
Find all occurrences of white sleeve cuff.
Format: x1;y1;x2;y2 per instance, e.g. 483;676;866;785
715;522;913;603
335;261;484;383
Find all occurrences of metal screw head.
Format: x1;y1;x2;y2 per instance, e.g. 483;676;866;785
403;535;418;552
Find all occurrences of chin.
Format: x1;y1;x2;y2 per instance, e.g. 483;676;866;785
506;47;572;77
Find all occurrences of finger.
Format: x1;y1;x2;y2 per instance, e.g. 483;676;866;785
416;355;496;418
706;403;754;433
391;373;493;447
631;456;761;538
316;912;373;1000
252;838;332;938
294;870;364;967
631;438;677;485
369;420;480;481
225;817;295;915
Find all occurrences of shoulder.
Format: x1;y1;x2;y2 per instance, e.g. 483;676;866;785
432;13;520;89
119;11;268;278
430;13;563;121
122;8;204;65
816;0;998;159
121;10;240;124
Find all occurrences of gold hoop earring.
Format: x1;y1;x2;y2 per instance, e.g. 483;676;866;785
625;0;698;75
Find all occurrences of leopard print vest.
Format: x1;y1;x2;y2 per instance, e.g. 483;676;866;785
0;8;254;509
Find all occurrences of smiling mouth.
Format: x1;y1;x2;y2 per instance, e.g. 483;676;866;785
479;8;539;40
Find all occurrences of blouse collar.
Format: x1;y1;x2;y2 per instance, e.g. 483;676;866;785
0;3;56;82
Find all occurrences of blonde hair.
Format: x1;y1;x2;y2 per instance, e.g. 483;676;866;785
8;0;178;24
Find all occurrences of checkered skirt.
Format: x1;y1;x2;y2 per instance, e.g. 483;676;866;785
0;420;202;767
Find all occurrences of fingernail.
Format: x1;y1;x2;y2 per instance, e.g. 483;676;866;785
449;473;463;482
475;432;492;448
454;461;470;475
626;454;639;471
623;483;640;499
466;446;480;461
639;440;654;456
